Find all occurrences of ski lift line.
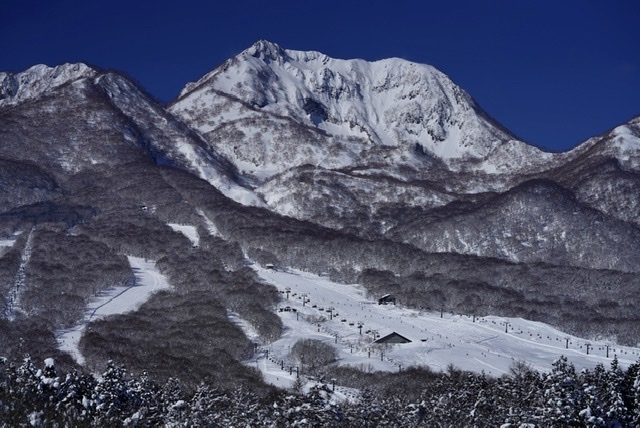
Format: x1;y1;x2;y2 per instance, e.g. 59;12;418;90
5;227;35;319
257;262;640;375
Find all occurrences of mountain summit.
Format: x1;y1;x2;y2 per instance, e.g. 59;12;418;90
168;41;561;232
172;40;550;178
168;41;640;273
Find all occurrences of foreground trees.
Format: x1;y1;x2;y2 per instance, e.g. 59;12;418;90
2;356;640;426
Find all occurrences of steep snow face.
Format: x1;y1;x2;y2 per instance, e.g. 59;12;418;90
171;40;549;178
0;63;96;108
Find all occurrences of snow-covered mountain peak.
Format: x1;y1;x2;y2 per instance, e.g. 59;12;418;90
0;63;97;108
172;40;535;175
565;115;640;171
603;117;640;165
244;39;292;63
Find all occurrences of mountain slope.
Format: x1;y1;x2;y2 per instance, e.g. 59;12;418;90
170;41;640;270
169;41;566;235
0;64;260;205
388;179;640;272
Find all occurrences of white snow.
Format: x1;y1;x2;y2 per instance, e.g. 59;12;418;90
167;223;199;246
0;233;19;248
170;40;548;184
5;228;34;319
245;264;640;386
196;209;222;238
0;63;96;108
56;256;171;365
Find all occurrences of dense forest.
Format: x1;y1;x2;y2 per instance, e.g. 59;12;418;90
1;355;640;426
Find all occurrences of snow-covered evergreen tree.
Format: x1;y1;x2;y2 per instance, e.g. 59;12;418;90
542;356;582;425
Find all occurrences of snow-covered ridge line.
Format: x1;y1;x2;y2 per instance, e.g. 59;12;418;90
172;39;527;170
0;63;96;108
57;256;171;365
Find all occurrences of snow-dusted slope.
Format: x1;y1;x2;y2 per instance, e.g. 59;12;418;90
171;40;551;180
169;41;640;244
0;62;262;206
570;115;640;170
0;63;96;108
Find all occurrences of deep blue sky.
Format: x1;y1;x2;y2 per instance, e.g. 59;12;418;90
1;0;638;152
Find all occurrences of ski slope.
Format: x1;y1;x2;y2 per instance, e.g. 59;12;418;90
168;223;200;246
56;256;171;364
247;265;640;387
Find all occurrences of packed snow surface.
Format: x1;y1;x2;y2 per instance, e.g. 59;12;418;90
167;223;200;246
0;238;17;248
57;256;171;365
0;231;22;252
245;265;640;389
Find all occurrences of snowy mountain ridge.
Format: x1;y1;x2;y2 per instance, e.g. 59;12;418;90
167;41;640;256
171;40;555;180
0;63;96;108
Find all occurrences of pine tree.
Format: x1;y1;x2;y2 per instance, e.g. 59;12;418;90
159;376;187;426
601;356;630;427
576;364;606;426
630;360;640;427
542;356;582;425
93;361;137;425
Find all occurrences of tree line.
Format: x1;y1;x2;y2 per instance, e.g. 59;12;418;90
2;355;640;427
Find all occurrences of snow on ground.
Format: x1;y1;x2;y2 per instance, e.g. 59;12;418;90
0;238;17;248
196;209;222;237
245;265;640;388
0;231;22;255
56;256;171;365
168;223;200;246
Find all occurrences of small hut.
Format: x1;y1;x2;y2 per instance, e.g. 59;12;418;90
378;294;396;305
374;332;412;344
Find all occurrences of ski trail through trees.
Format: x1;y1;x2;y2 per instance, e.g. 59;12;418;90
56;256;171;365
4;227;34;319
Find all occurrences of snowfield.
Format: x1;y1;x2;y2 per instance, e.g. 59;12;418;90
52;246;640;395
167;223;200;246
245;264;640;389
56;256;171;364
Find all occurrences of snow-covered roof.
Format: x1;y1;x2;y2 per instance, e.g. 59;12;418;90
374;332;412;344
